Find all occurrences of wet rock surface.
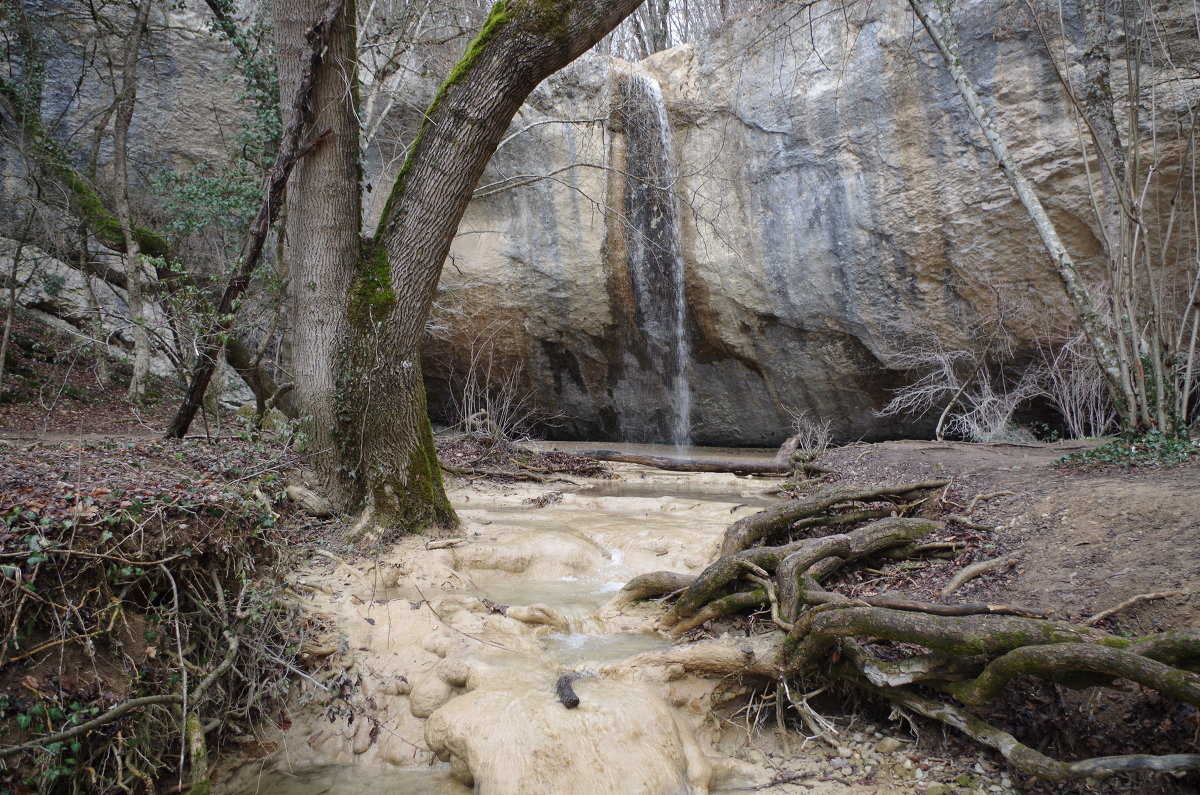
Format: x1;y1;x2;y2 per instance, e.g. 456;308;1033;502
423;0;1196;446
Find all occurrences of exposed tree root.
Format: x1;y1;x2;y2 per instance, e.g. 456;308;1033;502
604;634;781;679
940;552;1019;597
1083;590;1183;626
624;474;1200;784
440;463;547;482
965;490;1014;514
856;671;1200;780
614;571;696;605
670;590;767;637
719;481;949;556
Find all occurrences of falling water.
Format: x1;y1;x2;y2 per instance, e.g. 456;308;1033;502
623;67;692;450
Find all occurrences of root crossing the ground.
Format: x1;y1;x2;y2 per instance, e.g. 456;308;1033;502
621;478;1200;783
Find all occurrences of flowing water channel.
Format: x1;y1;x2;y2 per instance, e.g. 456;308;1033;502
227;449;806;794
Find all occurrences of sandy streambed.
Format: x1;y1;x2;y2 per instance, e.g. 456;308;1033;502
223;466;908;794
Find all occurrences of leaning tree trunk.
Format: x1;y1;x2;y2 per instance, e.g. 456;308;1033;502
276;0;646;533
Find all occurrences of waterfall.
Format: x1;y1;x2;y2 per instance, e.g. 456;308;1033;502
623;67;692;450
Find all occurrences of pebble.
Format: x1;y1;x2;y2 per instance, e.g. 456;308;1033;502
875;737;904;753
923;785;952;795
989;786;1003;793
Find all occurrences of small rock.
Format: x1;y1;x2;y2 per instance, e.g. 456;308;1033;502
287;485;334;518
837;746;853;757
923;785;952;795
875;737;904;753
989;786;1003;793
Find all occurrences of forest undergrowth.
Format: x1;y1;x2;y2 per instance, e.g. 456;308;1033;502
0;434;329;794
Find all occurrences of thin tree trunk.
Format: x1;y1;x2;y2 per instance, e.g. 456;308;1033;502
111;0;155;403
0;240;23;396
80;227;111;385
907;0;1137;433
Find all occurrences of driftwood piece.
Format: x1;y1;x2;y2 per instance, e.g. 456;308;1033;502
555;672;587;708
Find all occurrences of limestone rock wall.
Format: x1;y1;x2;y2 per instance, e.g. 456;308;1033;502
426;0;1125;445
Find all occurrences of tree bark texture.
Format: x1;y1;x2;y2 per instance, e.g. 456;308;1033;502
274;0;362;508
166;0;342;439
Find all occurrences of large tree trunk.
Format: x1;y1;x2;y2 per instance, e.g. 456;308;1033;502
276;0;644;533
274;0;363;505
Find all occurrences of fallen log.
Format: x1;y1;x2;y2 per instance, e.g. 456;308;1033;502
568;450;812;476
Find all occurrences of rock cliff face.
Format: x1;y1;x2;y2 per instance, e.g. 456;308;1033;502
425;0;1123;445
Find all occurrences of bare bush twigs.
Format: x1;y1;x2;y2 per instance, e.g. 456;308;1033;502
0;694;184;759
776;409;834;470
0;442;316;790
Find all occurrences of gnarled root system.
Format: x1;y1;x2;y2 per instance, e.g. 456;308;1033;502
627;480;1200;783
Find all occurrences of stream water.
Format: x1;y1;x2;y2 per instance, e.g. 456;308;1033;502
228;450;792;794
